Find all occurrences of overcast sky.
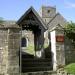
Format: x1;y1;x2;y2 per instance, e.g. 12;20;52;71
0;0;75;22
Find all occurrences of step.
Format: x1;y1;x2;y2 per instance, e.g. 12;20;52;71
22;58;51;62
22;62;52;67
22;66;52;73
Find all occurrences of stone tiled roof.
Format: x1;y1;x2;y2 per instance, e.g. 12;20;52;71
47;13;67;30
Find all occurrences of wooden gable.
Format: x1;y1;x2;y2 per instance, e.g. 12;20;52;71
17;7;47;31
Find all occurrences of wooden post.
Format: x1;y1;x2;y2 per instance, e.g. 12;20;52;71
34;29;44;58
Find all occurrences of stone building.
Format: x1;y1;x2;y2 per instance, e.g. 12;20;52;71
0;6;74;75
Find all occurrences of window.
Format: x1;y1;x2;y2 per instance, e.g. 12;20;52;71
47;10;50;13
21;37;27;47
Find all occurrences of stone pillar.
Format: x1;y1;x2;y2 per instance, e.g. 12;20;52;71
50;29;65;71
51;30;57;71
7;28;20;75
56;29;65;67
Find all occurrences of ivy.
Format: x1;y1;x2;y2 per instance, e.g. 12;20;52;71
65;21;75;45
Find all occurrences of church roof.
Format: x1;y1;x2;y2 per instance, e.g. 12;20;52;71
47;13;67;30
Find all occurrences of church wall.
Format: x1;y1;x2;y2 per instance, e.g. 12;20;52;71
21;30;34;55
39;6;56;24
41;6;56;18
22;30;34;45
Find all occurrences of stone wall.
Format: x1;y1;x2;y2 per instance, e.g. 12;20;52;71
21;71;57;75
0;29;8;74
21;70;70;75
65;36;75;64
7;28;20;75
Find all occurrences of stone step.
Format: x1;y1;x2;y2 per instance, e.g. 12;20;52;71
22;66;52;73
22;58;52;73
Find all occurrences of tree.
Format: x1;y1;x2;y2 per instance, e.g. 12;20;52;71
0;17;4;24
65;21;75;45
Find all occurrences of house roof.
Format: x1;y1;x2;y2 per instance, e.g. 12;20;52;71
17;6;47;30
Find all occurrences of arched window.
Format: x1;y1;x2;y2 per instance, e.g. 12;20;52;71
21;37;27;47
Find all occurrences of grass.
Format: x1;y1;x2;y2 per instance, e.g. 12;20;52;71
64;63;75;74
24;44;49;55
26;44;34;55
44;43;49;48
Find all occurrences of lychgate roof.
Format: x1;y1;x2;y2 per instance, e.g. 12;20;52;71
17;6;47;31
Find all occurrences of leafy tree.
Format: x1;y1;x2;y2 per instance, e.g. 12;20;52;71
0;17;4;24
65;21;75;45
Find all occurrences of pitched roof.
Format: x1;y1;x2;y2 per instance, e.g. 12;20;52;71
47;13;67;30
50;24;64;31
17;6;47;30
47;13;58;26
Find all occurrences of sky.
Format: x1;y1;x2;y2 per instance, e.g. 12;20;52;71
0;0;75;22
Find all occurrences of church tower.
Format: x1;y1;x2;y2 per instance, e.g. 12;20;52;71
39;6;56;24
